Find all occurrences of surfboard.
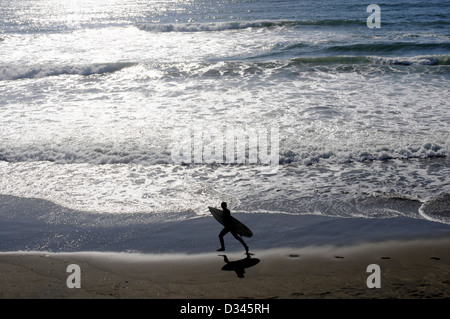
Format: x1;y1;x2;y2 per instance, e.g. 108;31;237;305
208;206;253;238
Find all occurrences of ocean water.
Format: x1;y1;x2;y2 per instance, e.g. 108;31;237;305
1;0;450;253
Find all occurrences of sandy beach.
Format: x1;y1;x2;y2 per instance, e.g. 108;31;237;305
1;238;449;299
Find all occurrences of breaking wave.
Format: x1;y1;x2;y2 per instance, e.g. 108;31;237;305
419;193;450;225
289;55;450;66
136;19;366;33
0;139;447;166
326;42;450;55
0;62;136;81
4;54;447;82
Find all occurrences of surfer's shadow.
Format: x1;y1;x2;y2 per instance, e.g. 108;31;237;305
219;254;260;278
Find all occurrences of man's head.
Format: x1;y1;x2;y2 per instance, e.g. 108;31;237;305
221;202;227;209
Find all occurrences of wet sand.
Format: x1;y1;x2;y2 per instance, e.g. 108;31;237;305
1;238;449;299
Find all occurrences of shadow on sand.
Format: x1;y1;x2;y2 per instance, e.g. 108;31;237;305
219;254;260;278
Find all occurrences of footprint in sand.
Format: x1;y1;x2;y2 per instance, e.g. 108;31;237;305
291;292;304;296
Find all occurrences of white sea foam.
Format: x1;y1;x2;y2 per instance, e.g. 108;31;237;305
1;158;449;225
419;193;450;224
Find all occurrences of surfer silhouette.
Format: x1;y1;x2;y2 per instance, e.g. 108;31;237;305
217;202;249;253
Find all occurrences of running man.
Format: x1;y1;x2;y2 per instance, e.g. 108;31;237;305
217;202;249;254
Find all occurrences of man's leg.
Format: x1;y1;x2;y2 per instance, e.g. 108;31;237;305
218;228;229;251
232;232;249;253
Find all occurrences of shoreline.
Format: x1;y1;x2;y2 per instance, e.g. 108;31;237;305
1;238;449;299
2;194;450;254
